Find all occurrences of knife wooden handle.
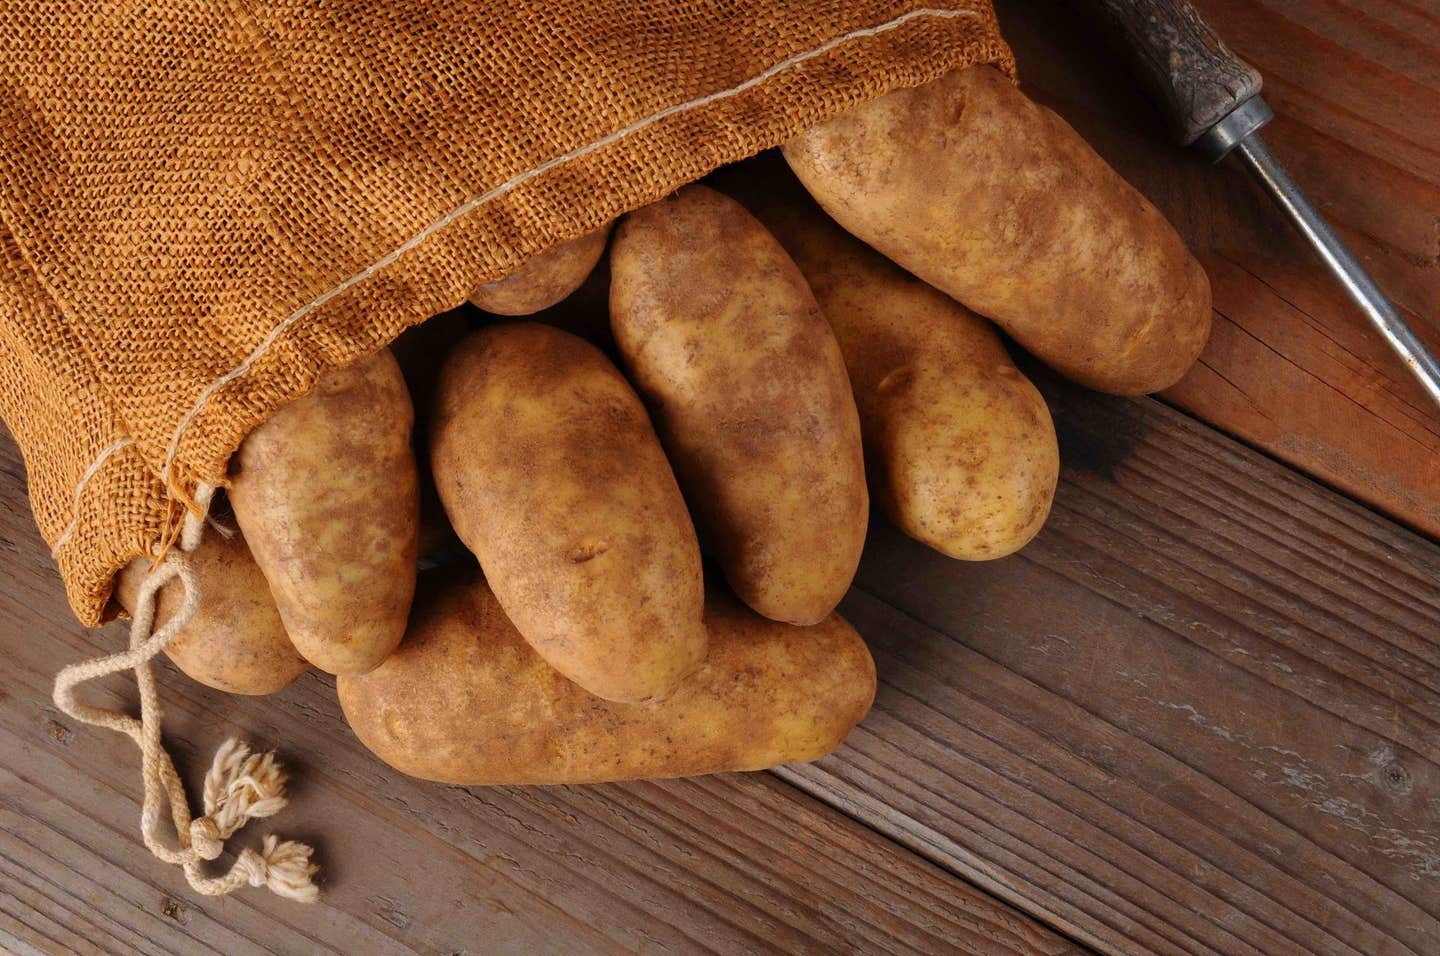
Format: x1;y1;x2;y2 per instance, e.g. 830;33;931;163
1068;0;1262;145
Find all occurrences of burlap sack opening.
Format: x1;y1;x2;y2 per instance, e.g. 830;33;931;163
0;1;1013;628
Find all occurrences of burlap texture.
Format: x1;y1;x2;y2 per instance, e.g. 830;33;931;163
0;1;1012;627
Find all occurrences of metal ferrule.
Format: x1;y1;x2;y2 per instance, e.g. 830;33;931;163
1194;95;1274;162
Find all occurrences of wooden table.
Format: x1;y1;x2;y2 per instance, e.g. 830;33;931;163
3;2;1437;953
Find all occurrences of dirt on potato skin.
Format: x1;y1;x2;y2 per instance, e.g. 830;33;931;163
784;64;1211;396
428;323;707;704
338;568;876;786
229;349;419;676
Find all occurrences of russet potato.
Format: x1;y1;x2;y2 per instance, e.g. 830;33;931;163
230;349;419;675
116;530;309;695
469;224;613;316
610;185;867;624
338;568;876;785
429;323;706;703
784;65;1211;395
727;164;1059;559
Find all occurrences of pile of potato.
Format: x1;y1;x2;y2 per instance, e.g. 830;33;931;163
117;66;1209;786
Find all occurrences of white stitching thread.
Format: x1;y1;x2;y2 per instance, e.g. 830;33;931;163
157;6;976;483
56;6;977;554
51;436;133;557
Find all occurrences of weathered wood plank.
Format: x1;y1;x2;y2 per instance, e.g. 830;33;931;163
0;431;1074;955
779;375;1440;955
5;10;1436;953
996;0;1440;537
10;374;1431;954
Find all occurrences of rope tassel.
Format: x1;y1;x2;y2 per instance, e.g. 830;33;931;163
50;485;319;902
178;740;319;902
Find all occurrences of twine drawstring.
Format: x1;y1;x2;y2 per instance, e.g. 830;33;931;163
50;485;318;902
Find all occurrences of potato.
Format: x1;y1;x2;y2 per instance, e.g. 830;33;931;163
469;224;613;316
429;323;706;702
610;185;867;625
116;530;309;695
523;244;615;348
338;568;876;785
784;65;1211;395
230;349;419;675
727;162;1058;559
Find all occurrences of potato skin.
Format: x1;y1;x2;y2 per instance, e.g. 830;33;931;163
337;568;876;785
229;350;419;675
469;224;612;316
610;185;868;625
729;166;1058;559
116;531;309;695
429;323;706;703
784;65;1211;396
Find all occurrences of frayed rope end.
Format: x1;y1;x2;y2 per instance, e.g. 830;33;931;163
181;739;319;902
51;498;319;904
240;836;321;903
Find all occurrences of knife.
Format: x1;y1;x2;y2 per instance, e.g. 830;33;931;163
1069;0;1440;408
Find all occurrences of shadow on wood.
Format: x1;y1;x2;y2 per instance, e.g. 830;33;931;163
783;375;1440;955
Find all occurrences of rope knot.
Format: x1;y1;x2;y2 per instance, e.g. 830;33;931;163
50;518;320;903
188;817;224;860
234;837;320;902
176;738;319;900
236;847;269;887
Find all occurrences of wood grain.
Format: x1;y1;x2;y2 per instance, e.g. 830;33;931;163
779;372;1440;955
0;430;1073;955
997;0;1440;537
5;7;1437;953
8;371;1436;953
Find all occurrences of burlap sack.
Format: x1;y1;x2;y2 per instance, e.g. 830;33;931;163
3;0;1022;903
1;1;1012;628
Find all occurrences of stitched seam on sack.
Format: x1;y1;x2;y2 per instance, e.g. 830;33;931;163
56;5;979;553
49;436;133;557
155;6;978;481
